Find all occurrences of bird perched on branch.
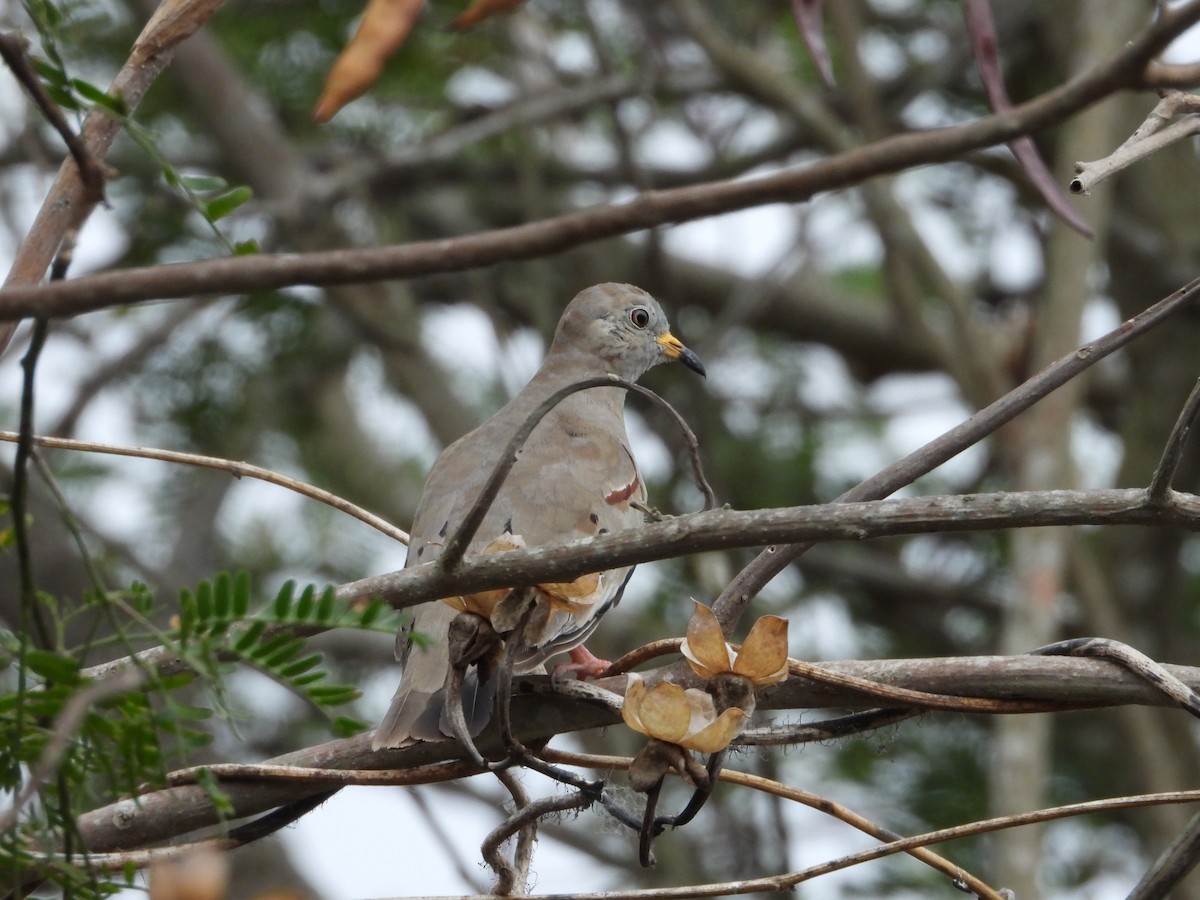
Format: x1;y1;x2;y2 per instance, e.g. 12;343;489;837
373;283;705;749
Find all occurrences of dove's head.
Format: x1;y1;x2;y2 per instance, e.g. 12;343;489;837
550;283;705;382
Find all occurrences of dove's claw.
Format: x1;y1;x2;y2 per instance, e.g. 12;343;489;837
553;644;613;682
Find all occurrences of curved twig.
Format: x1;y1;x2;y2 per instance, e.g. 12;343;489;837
786;658;1054;713
542;747;1005;899
0;430;410;545
1148;376;1200;503
1032;637;1200;718
652;749;725;835
713;268;1200;633
5;1;1200;323
602;638;685;676
439;376;713;572
486;769;530;893
483;782;595;891
0;35;106;199
734;708;921;746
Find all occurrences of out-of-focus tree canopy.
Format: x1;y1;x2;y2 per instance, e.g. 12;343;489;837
5;1;1200;897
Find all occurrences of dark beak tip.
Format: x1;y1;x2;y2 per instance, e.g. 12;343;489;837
680;348;706;378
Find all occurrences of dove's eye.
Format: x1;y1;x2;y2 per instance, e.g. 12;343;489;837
629;307;651;329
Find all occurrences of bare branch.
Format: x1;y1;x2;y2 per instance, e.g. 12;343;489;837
68;483;1200;698
711;266;1200;633
0;33;106;200
1071;91;1200;194
1147;377;1200;501
1033;637;1200;717
1142;59;1200;88
3;0;1200;322
65;654;1200;857
1130;810;1200;899
345;487;1200;614
0;430;410;545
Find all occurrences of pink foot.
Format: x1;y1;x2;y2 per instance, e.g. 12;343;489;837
552;645;613;681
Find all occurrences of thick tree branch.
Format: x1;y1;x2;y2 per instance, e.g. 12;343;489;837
710;266;1200;631
67;654;1200;857
1;0;1198;321
71;484;1200;689
341;487;1200;613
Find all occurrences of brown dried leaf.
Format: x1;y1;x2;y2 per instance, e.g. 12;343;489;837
313;0;427;123
733;614;789;685
621;675;744;752
450;0;527;32
680;601;733;679
636;679;692;743
681;706;745;753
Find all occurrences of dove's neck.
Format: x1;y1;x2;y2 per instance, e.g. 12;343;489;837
519;346;633;423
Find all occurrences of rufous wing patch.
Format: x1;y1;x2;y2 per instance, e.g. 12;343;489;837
604;474;640;506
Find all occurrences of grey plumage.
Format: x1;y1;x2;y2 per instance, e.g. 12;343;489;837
373;283;704;749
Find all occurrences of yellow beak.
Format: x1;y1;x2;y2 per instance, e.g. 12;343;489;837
657;332;706;377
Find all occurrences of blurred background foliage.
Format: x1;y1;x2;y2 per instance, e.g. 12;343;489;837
3;0;1200;896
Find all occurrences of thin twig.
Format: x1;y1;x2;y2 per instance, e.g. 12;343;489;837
712;269;1200;634
31;451;111;595
164;759;483;788
653;749;724;832
0;33;106;200
43;839;241;874
0;430;409;544
1071;89;1200;194
225;789;338;844
486;769;530;894
0;0;228;356
439;376;713;572
542;748;1005;899
601;638;684;676
1032;638;1200;718
735;708;921;746
1147;377;1200;502
6;1;1200;323
482;784;594;895
1129;809;1200;900
12;320;52;644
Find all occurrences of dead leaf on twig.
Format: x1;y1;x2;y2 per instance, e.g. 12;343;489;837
313;0;427;123
314;0;530;123
450;0;527;32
